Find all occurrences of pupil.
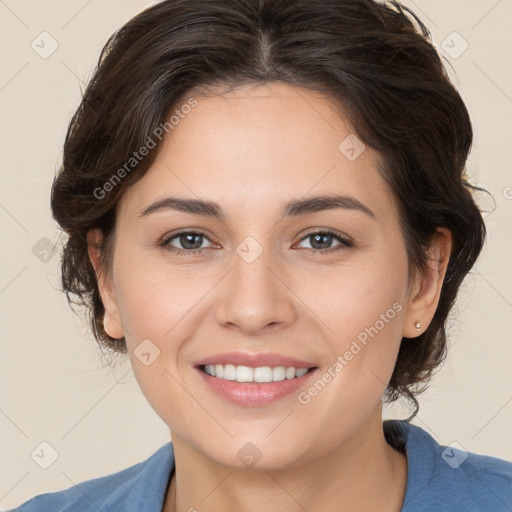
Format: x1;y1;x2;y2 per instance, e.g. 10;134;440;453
182;234;202;249
312;233;331;249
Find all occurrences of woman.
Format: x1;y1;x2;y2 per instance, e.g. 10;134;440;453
11;0;512;510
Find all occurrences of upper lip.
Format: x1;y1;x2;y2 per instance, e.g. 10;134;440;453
193;351;318;369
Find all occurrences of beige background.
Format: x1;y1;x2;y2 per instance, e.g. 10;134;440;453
1;0;511;509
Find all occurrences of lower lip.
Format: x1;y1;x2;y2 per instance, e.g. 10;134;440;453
195;367;318;406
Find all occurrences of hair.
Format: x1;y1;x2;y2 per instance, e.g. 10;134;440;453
51;0;487;418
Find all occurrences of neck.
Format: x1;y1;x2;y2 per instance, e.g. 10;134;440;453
163;407;407;512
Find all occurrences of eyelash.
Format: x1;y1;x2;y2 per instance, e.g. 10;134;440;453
159;229;354;257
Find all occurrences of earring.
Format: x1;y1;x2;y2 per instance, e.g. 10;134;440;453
415;321;421;331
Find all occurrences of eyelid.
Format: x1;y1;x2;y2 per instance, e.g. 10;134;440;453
293;228;354;252
297;227;353;244
160;228;217;251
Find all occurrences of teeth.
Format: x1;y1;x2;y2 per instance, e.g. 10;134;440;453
203;364;311;382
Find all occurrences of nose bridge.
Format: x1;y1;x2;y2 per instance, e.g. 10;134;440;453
214;235;296;334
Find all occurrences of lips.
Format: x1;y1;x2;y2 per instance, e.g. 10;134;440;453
192;351;319;406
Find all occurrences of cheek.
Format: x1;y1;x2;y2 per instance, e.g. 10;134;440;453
298;250;408;344
112;261;205;427
300;246;409;401
114;258;207;345
112;259;216;406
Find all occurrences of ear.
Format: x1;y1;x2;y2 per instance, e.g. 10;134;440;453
402;227;452;338
87;228;125;339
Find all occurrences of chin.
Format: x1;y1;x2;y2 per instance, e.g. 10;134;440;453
199;437;312;472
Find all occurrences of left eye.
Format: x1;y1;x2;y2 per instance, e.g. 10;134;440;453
295;231;352;252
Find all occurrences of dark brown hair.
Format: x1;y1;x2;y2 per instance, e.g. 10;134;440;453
51;0;487;417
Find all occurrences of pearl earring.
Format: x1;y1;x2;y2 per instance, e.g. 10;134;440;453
415;321;421;331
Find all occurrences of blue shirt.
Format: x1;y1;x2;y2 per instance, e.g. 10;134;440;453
10;420;512;511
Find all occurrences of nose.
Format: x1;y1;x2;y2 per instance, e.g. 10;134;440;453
214;243;297;336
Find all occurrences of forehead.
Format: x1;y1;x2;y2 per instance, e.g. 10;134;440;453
118;82;397;223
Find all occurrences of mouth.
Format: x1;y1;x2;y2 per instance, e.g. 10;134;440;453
193;353;319;406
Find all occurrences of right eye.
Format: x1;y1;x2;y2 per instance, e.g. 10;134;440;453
160;230;216;256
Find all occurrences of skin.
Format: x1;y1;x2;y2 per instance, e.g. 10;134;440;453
88;82;452;512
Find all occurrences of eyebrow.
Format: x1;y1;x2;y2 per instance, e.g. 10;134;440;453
139;194;375;220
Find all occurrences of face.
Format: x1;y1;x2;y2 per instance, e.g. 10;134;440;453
97;82;418;470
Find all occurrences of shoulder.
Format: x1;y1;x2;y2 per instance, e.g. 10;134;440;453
384;420;512;512
8;442;174;512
